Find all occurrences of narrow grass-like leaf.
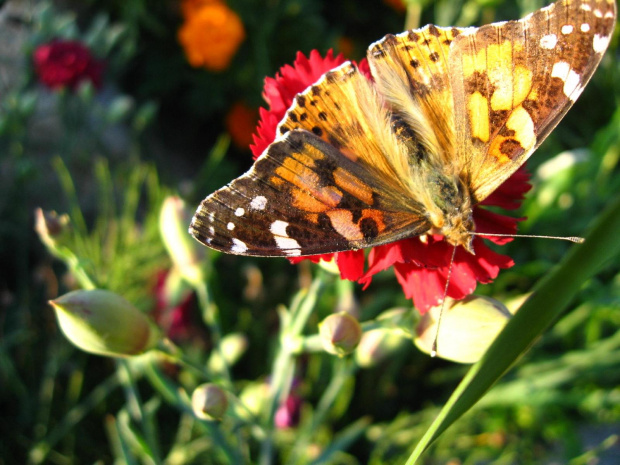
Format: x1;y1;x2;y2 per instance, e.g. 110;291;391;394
407;193;620;463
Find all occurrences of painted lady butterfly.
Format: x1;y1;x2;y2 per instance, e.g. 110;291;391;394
190;0;616;259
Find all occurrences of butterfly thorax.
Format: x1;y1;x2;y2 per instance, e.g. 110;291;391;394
424;172;475;254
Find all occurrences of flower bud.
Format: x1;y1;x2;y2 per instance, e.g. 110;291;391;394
191;383;228;420
236;382;269;420
319;312;362;357
35;208;70;253
414;295;512;364
49;289;161;357
355;329;408;368
159;196;205;286
207;332;248;373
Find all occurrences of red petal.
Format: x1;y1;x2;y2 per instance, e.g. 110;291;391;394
481;167;531;209
335;250;365;280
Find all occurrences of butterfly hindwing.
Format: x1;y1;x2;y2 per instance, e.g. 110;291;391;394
451;0;616;202
190;130;430;256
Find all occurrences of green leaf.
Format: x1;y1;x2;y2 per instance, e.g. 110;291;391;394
406;193;620;463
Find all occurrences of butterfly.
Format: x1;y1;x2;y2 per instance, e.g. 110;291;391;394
190;0;616;258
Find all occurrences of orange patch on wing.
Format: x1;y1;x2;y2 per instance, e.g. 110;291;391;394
325;208;387;241
326;210;364;241
304;213;319;224
270;176;284;187
333;167;374;205
291;186;341;212
361;209;386;233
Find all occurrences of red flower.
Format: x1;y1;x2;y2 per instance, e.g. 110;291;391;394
251;50;530;313
33;40;103;90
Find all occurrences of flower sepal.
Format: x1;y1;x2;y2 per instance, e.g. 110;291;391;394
414;295;514;363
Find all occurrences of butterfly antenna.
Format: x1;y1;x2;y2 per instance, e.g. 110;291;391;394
431;244;458;358
471;232;584;243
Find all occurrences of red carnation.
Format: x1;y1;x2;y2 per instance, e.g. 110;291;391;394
250;50;530;313
33;40;103;90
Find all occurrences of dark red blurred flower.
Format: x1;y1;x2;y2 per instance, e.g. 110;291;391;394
33;40;103;90
226;101;259;149
152;271;196;342
250;50;530;313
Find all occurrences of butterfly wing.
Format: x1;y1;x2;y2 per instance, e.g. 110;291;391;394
190;129;430;256
367;24;466;168
450;0;616;203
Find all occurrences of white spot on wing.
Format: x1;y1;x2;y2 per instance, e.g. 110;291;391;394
271;220;289;236
540;34;558;49
551;61;583;101
580;3;592;11
594;9;603;18
235;207;245;217
270;220;301;255
208;212;215;222
250;196;267;210
231;238;248;254
209;226;215;235
581;23;591;33
593;34;611;54
561;24;573;35
227;222;235;231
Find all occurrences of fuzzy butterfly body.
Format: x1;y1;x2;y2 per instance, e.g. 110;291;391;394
190;0;616;257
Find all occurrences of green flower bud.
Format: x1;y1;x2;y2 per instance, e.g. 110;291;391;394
159;196;205;286
414;295;512;364
49;289;161;357
34;208;70;253
191;383;228;421
236;382;269;420
319;312;362;357
207;332;248;373
355;329;408;368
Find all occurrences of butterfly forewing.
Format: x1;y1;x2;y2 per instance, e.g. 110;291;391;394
190;130;430;256
450;0;616;203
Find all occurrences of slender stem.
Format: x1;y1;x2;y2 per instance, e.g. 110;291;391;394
288;358;357;465
259;273;326;465
118;360;162;464
195;280;232;387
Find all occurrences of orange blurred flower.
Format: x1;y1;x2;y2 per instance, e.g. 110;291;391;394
225;101;258;149
178;0;245;72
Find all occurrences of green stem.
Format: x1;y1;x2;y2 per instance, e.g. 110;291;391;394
288;358;357;465
118;360;162;464
195;280;232;387
259;273;327;465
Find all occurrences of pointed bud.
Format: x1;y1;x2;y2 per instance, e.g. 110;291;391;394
414;295;513;363
49;289;161;357
319;312;362;357
191;383;228;421
159;196;205;286
34;208;71;253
